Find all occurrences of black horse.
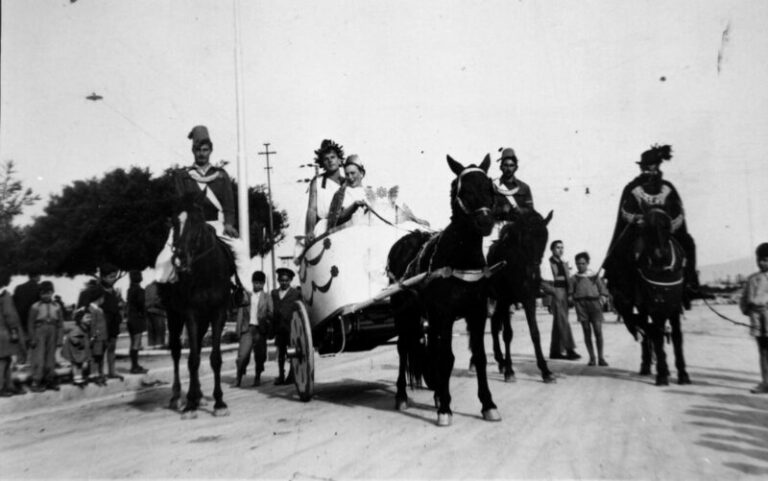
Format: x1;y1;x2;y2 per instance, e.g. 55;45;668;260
630;208;690;386
388;154;498;427
487;209;555;383
160;190;234;418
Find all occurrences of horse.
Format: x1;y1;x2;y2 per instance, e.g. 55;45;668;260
159;190;235;418
631;207;690;386
487;209;556;383
388;154;498;427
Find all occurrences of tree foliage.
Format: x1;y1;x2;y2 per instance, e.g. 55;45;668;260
18;166;288;276
0;160;40;273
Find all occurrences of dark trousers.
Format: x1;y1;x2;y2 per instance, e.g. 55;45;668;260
236;325;267;378
146;312;166;347
31;323;58;385
549;288;576;356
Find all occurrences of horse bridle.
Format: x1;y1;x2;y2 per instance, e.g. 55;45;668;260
453;167;493;216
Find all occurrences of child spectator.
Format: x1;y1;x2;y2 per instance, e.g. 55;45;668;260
570;252;610;367
27;281;64;391
0;268;22;396
126;270;148;374
740;242;768;394
79;264;124;381
78;286;109;385
62;307;93;387
234;271;273;387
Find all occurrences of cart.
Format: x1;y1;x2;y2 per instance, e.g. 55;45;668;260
287;220;430;401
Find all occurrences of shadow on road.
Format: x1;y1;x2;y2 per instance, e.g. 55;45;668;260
669;388;768;476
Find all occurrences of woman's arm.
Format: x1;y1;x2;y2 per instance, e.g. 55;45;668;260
305;178;319;238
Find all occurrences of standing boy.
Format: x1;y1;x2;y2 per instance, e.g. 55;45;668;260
740;242;768;394
78;264;124;381
28;281;64;391
570;252;610;366
271;268;301;385
234;271;273;387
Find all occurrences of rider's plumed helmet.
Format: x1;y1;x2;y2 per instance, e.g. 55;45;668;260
638;144;672;167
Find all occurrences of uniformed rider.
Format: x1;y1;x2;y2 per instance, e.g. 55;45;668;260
154;125;251;291
484;147;534;254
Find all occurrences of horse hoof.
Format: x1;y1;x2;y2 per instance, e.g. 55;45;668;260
181;410;198;420
678;373;692;385
213;408;230;417
482;408;502;422
436;413;452;427
395;399;409;412
655;376;669;386
504;373;516;383
542;374;557;384
169;399;182;411
497;364;504;374
639;366;651;376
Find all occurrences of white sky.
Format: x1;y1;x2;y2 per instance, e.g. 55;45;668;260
2;0;767;281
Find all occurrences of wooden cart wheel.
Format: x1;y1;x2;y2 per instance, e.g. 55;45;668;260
289;300;314;402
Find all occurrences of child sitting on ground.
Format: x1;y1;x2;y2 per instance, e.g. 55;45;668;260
740;242;768;394
570;252;610;366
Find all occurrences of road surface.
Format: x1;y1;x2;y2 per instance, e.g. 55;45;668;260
1;304;767;479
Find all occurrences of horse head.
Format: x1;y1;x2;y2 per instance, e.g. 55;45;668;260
172;189;221;277
498;209;553;282
639;207;676;269
446;154;495;236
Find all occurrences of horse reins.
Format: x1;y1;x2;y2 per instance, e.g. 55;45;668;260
453;167;493;217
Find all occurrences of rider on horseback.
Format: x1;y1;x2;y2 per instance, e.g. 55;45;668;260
154;125;251;292
604;144;700;325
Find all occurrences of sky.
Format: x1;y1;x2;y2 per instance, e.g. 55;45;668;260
2;0;768;298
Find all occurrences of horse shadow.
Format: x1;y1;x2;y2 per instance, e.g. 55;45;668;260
262;377;485;426
664;388;768;476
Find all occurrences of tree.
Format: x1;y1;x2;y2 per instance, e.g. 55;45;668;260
19;167;288;276
232;182;289;257
0;160;40;272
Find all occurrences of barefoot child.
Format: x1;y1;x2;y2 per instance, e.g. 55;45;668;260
740;243;768;394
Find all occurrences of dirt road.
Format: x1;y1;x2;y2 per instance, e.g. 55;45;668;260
1;304;767;479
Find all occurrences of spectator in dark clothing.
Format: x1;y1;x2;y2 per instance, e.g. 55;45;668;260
12;270;41;364
144;281;166;348
126;271;148;374
271;268;301;385
1;268;22;396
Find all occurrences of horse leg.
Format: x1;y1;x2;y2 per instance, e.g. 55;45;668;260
490;300;504;373
468;305;500;422
501;303;515;382
670;313;690;384
639;335;652;375
431;317;455;427
651;317;669;386
524;299;555;383
210;308;229;416
393;295;414;411
167;312;184;411
182;315;203;419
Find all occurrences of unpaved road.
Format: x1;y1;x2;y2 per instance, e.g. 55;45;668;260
1;305;767;480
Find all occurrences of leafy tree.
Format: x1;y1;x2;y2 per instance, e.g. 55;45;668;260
0;160;40;272
232;182;289;257
19;166;288;276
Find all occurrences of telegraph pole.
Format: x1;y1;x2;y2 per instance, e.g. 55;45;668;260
259;143;277;288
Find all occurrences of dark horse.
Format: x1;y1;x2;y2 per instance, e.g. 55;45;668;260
487;209;555;383
160;190;234;418
388;154;498;426
628;208;690;386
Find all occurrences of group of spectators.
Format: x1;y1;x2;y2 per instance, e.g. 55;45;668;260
0;264;168;396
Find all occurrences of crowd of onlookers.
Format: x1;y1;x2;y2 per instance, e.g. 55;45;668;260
0;265;168;396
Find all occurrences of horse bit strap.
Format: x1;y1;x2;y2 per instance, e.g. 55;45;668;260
454;167;492;216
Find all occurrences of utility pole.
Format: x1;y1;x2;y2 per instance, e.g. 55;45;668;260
233;0;251;265
259;143;277;288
